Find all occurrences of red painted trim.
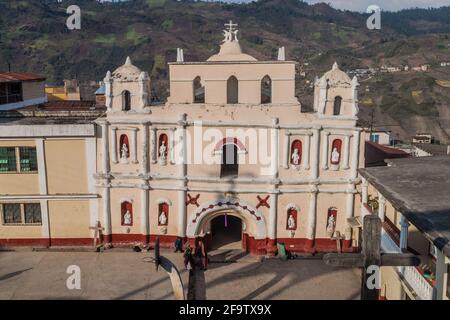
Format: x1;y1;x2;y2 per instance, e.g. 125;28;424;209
0;238;50;247
0;235;359;254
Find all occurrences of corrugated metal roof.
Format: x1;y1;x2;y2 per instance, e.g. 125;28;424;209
18;100;100;111
0;72;46;82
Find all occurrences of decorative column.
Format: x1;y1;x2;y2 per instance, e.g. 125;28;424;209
40;200;50;246
177;114;188;238
310;128;320;180
378;193;386;222
399;215;410;251
267;193;279;255
101;122;112;242
170;128;176;165
131;128;139;164
151;127;157;164
104;71;113;111
302;132;311;170
111;127;118;164
141;187;149;244
318;77;328;114
141;124;149;174
283;132;290;169
343;134;351;170
271;118;279;178
306;187;318;251
35;138;48;195
350;130;361;180
321;131;330;170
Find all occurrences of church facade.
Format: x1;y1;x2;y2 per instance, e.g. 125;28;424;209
94;22;365;254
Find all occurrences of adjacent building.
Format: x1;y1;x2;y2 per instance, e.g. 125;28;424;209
0;72;47;111
360;157;450;300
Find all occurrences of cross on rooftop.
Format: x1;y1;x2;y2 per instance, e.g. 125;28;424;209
225;20;238;33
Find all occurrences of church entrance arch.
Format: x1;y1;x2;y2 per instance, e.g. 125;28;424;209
186;198;267;253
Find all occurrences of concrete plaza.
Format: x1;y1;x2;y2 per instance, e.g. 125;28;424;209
0;249;360;300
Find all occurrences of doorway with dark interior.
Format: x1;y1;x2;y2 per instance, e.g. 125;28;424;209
210;214;242;250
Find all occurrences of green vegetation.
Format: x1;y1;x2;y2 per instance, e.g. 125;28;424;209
146;0;167;9
161;19;173;31
94;34;116;44
152;54;166;76
126;26;147;46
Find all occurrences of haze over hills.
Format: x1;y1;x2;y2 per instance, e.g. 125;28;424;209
0;0;449;142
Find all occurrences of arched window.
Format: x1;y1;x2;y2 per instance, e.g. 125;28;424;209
193;76;205;103
330;139;342;165
290;139;302;166
158;202;169;226
326;207;337;237
333;96;342;116
227;76;238;104
221;143;238;177
122;90;131;111
119;134;130;159
121;201;133;226
286;207;298;230
261;75;272;104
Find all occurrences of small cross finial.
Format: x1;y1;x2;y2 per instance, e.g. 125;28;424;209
225;20;238;33
223;20;239;42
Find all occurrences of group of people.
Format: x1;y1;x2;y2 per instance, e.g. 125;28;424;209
174;237;208;271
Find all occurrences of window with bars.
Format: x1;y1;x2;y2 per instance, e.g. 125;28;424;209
0;147;38;173
0;82;23;105
2;204;22;224
1;203;42;225
19;147;38;172
24;203;42;224
0;147;17;172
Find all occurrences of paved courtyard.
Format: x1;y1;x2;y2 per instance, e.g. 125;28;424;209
0;249;360;300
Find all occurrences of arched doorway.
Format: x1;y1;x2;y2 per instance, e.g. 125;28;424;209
209;214;243;250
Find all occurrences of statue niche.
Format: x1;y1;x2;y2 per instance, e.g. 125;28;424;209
121;201;133;226
330;139;342;170
326;208;337;238
290;139;302;170
158;133;168;166
286;207;298;231
119;134;130;164
158;202;169;234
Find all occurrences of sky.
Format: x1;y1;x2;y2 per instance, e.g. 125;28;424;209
224;0;450;12
302;0;450;12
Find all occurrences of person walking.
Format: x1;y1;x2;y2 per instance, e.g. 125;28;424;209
183;243;192;270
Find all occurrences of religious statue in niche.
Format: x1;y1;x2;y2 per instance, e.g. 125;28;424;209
286;207;298;231
290;139;302;170
120;144;129;163
158;202;169;226
158;134;168;166
331;148;340;164
119;134;130;164
291;149;300;166
159;211;168;226
121;202;133;226
330;139;342;171
327;208;337;238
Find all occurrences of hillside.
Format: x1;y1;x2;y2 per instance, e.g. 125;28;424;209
0;0;449;142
